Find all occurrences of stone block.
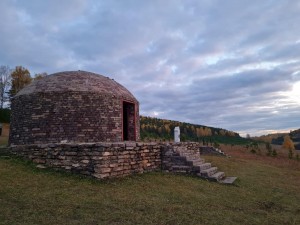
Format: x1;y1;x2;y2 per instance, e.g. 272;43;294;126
125;142;136;147
72;163;80;168
109;163;118;168
102;151;113;156
33;158;46;164
93;173;110;179
65;152;78;156
94;166;111;173
113;167;123;172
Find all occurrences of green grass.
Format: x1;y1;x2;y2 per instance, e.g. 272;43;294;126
1;148;300;225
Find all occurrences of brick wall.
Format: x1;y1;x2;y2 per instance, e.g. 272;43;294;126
9;92;139;145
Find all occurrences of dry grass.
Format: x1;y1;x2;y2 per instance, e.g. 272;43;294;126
1;146;300;225
220;144;300;170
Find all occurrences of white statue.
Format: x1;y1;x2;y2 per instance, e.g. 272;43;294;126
174;126;180;143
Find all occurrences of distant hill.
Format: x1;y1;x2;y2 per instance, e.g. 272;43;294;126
290;129;300;150
140;116;251;145
290;129;300;141
254;129;300;150
253;133;288;144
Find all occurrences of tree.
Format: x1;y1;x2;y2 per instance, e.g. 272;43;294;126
9;66;32;100
205;128;212;136
282;135;295;150
219;129;226;136
0;65;11;108
34;72;47;80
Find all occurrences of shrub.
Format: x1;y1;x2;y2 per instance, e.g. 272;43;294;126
288;149;294;159
213;142;220;148
257;148;261;155
272;149;277;157
266;143;272;156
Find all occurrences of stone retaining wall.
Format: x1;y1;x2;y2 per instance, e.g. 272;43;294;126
10;142;201;179
10;142;161;179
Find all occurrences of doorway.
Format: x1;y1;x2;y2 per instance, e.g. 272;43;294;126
123;101;135;141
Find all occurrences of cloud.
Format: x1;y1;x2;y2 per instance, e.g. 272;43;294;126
1;0;300;136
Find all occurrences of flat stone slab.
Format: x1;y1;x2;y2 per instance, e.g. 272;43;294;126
220;176;237;184
36;164;47;169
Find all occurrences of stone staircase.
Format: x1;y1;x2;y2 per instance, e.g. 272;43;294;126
163;145;237;184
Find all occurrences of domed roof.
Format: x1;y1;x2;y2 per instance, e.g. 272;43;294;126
16;70;137;101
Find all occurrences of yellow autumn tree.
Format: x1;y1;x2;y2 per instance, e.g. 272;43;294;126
9;66;32;98
219;130;226;136
204;127;212;136
197;127;204;136
282;135;295;150
164;124;170;133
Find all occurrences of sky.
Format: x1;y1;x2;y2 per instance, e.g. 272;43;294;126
1;0;300;137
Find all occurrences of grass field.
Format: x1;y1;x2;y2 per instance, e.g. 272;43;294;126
1;145;300;225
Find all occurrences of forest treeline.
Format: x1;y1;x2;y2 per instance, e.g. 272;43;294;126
252;129;300;150
140;116;250;144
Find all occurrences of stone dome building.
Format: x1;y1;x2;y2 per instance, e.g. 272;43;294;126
9;71;139;145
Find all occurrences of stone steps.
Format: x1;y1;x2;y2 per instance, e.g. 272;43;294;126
220;176;238;184
186;158;205;166
172;146;236;184
199;167;218;177
195;162;211;171
192;165;208;173
208;171;225;182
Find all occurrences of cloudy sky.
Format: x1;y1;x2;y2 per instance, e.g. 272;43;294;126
1;0;300;136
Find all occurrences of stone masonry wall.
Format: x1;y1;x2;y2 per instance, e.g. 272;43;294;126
10;142;161;178
161;142;201;172
10;92;139;145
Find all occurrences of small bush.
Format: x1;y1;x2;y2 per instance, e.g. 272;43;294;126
266;143;272;156
272;149;277;157
250;148;256;154
288;149;294;159
213;142;220;148
257;148;261;155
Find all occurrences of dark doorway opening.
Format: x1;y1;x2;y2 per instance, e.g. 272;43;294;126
123;101;135;141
